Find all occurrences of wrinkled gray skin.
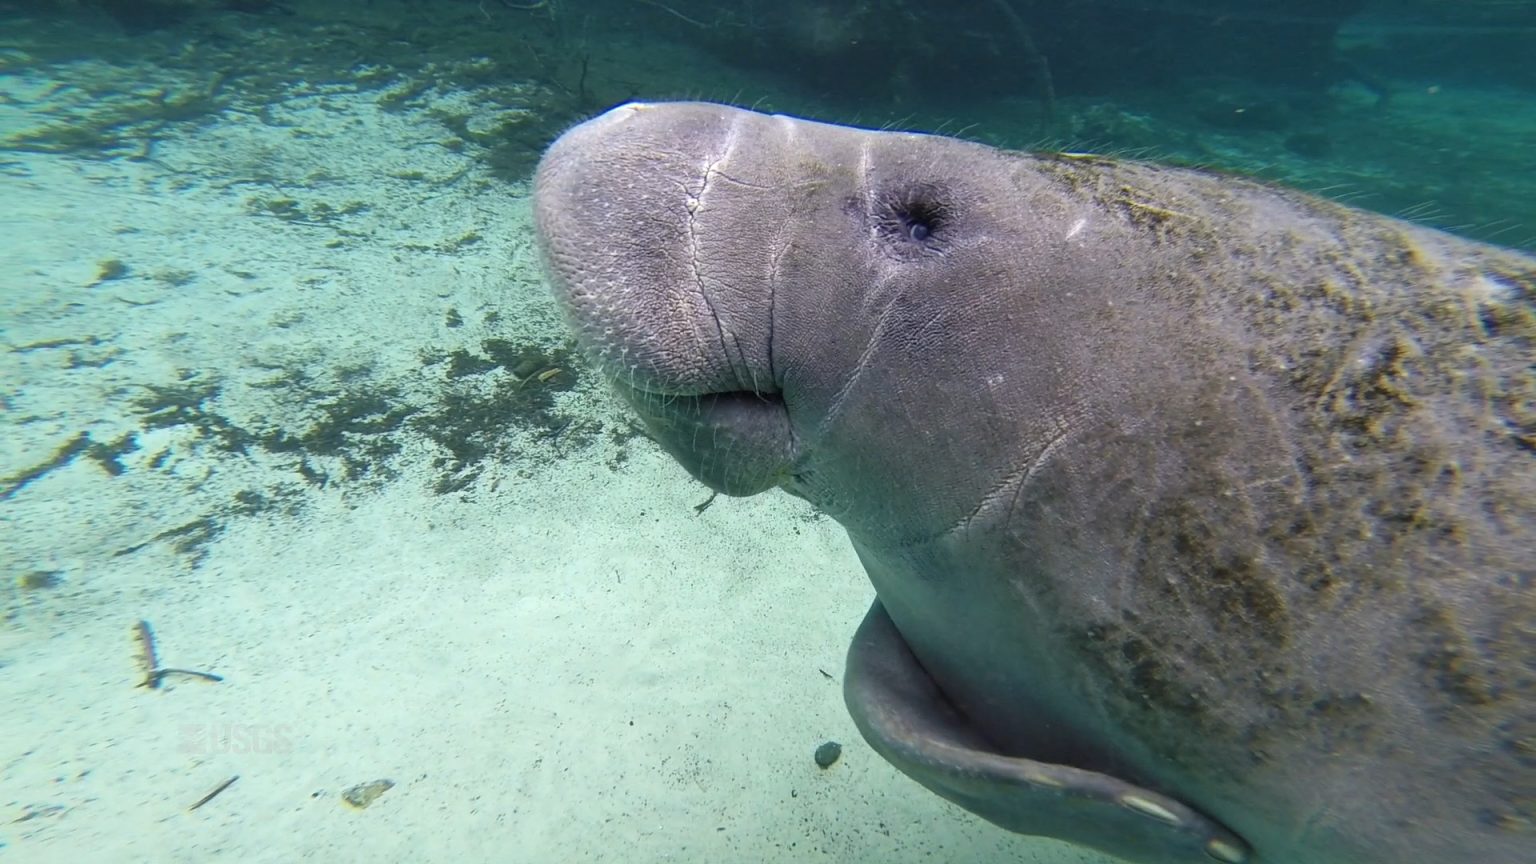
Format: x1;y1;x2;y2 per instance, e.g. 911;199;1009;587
533;102;1536;864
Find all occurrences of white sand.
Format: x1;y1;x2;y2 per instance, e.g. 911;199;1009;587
0;53;1110;864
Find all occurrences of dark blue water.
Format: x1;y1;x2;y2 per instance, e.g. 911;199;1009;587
2;1;1533;247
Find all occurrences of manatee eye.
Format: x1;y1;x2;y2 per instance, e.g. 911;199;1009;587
875;182;952;258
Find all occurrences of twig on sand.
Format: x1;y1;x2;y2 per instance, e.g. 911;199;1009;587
133;620;223;689
189;776;239;812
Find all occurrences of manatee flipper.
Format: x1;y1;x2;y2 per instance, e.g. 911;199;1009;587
844;601;1250;864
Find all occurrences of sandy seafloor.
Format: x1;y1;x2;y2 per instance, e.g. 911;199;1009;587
0;43;1119;864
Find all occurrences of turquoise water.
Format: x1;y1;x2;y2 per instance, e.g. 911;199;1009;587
2;2;1532;862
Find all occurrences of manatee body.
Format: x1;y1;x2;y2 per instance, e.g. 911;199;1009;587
532;102;1536;864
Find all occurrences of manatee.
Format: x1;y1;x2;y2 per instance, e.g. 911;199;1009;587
531;102;1536;864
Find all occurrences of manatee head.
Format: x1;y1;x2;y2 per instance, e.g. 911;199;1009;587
532;102;1187;542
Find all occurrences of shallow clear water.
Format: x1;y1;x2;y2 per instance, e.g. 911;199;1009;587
2;2;1531;862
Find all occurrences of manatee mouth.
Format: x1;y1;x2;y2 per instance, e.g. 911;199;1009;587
615;384;797;497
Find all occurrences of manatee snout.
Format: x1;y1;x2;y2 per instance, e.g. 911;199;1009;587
535;103;769;398
534;103;797;495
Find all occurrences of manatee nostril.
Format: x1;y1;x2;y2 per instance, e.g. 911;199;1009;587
874;181;954;258
892;198;943;241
